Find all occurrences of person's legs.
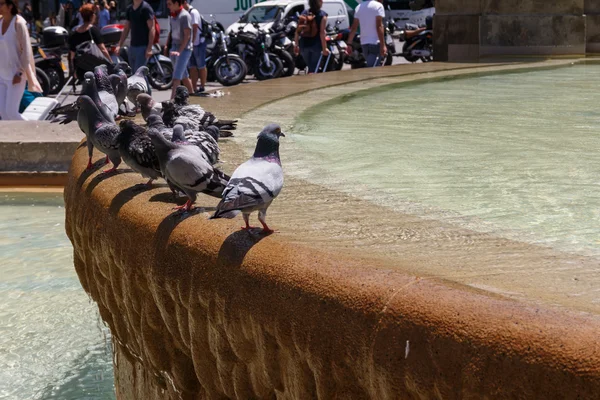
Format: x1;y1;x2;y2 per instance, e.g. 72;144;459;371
301;45;321;73
171;48;193;99
189;44;200;91
0;80;26;120
128;46;147;74
362;44;380;68
197;42;207;90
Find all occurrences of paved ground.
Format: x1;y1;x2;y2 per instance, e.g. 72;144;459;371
55;39;413;105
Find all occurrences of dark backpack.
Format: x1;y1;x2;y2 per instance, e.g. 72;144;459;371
199;14;212;39
297;11;318;38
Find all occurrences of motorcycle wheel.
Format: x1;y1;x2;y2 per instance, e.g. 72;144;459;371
35;67;51;96
276;49;295;77
254;54;283;81
45;64;65;95
402;42;420;63
214;55;247;87
148;60;173;90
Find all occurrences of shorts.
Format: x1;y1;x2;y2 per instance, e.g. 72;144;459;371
170;45;192;80
189;42;207;69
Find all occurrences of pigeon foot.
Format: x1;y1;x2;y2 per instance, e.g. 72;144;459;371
103;167;118;174
86;159;93;170
173;199;194;212
105;155;110;165
241;226;258;231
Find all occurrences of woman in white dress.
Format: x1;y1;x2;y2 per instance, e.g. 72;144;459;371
0;0;41;120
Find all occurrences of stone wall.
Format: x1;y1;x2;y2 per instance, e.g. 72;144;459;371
65;122;600;398
435;0;596;60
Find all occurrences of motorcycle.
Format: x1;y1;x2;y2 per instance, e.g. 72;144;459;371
205;22;248;86
35;26;69;94
229;21;283;81
397;17;433;63
101;24;174;90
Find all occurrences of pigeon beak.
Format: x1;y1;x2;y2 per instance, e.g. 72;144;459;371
280;132;286;137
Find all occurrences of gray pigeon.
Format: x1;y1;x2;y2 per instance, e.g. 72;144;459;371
127;66;151;106
77;95;121;172
211;124;285;233
181;127;220;165
165;86;238;130
49;72;114;124
109;69;132;116
94;65;119;121
117;120;162;186
137;93;162;121
147;128;230;212
147;114;173;138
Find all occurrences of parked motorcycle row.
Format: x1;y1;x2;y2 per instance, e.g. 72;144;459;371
33;15;433;96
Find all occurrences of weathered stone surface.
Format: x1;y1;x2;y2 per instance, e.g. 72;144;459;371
436;0;481;15
481;0;584;14
0;121;83;172
586;14;600;52
585;0;600;13
434;15;480;61
65;63;600;399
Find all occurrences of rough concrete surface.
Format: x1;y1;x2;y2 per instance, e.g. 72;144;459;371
64;62;600;399
0;121;83;172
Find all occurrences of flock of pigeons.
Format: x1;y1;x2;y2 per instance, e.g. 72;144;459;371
49;65;285;233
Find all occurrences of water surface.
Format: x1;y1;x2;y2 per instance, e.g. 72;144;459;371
0;192;115;400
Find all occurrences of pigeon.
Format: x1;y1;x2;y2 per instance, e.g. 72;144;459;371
163;86;238;130
179;126;220;165
127;66;151;106
49;72;114;124
211;124;285;233
147;128;231;212
117;120;162;186
137;93;162;121
94;65;119;121
109;68;132;116
77;95;122;173
147;114;173;139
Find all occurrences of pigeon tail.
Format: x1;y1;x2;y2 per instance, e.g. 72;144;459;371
210;209;241;219
203;169;231;199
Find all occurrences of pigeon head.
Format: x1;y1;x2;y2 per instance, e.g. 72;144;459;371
116;119;138;144
135;66;150;76
161;100;175;113
137;93;154;108
205;126;220;142
146;114;164;128
254;124;285;159
172;125;186;142
148;128;176;152
77;95;105;123
83;71;95;85
109;75;121;88
94;64;107;78
174;86;189;106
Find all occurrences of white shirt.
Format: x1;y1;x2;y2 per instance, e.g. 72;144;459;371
355;0;385;45
189;7;204;46
0;17;19;80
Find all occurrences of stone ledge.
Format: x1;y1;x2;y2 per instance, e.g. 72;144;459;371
65;62;600;399
0;121;83;172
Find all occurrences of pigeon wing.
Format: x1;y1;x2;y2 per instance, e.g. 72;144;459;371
94;123;120;151
165;147;213;190
128;136;161;172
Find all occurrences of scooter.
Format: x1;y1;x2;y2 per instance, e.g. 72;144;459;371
206;22;248;86
397;17;433;63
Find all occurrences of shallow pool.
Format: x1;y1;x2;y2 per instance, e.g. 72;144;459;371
291;64;600;258
0;192;114;400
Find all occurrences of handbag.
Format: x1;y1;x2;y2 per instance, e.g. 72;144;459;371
75;28;110;63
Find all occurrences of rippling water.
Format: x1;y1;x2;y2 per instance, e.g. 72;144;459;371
0;192;115;400
290;64;600;257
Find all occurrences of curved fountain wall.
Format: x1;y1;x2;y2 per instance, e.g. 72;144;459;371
65;63;600;399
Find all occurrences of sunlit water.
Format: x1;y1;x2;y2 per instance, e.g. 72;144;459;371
0;193;115;400
289;64;600;258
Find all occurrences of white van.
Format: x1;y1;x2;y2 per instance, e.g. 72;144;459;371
225;0;351;34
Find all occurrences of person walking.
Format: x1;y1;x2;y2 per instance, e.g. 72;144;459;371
67;4;111;79
293;0;328;74
165;0;193;98
115;0;155;73
96;1;110;28
108;1;117;23
346;0;387;67
185;0;206;94
0;0;41;120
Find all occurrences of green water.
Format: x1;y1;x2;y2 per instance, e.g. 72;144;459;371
0;193;115;400
291;64;600;257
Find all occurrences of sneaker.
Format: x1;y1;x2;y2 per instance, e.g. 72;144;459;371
191;87;205;96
